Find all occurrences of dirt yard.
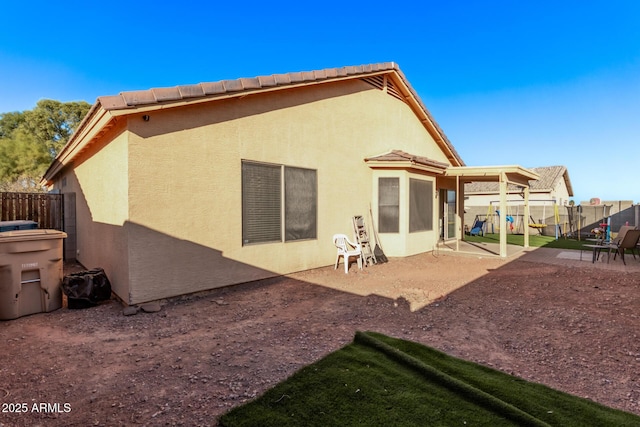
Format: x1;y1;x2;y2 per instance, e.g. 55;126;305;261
1;251;639;426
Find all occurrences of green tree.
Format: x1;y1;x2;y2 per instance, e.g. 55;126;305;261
0;111;26;139
0;99;91;192
21;99;91;157
0;130;50;191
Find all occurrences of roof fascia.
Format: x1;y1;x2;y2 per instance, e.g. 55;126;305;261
563;170;574;196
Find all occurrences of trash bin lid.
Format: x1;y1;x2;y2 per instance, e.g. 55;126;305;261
0;229;67;242
0;220;38;227
0;220;38;231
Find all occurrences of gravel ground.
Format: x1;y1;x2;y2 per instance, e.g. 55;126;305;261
1;252;639;426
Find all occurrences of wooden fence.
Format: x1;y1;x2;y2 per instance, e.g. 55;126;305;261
0;192;64;230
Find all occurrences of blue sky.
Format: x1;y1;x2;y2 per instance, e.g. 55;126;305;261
1;1;638;203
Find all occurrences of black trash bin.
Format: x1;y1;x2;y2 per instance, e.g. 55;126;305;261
62;268;112;309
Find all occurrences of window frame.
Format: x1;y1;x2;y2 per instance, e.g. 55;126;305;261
242;160;317;246
409;178;434;233
378;177;400;233
241;161;282;245
284;165;318;242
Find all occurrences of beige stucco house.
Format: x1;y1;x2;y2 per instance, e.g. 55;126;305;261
42;62;538;305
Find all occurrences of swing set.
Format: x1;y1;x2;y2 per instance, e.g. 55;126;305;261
484;199;560;238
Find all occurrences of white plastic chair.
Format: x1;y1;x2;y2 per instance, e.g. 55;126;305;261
333;234;363;274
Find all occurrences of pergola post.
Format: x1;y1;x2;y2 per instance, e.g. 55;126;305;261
456;175;461;251
524;186;530;248
499;173;507;257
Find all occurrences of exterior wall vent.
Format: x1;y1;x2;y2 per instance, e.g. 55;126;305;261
361;75;406;103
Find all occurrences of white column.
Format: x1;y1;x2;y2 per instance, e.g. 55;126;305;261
456;175;460;252
499;174;507;257
524;186;530;248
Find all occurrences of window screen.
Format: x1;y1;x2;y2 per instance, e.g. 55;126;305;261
409;178;433;232
285;167;317;241
378;177;399;233
242;162;282;244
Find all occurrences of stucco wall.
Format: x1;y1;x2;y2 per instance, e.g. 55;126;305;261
121;79;450;303
57;124;130;300
551;179;571;206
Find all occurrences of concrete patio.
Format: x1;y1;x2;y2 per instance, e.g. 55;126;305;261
439;240;640;273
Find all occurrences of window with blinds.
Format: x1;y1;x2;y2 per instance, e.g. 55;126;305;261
409;178;433;232
285;166;317;241
378;177;399;233
242;162;282;244
242;161;317;245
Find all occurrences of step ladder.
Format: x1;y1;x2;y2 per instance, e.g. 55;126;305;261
352;215;376;266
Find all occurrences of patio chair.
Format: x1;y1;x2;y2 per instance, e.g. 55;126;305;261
607;229;640;265
333;233;363;274
611;225;636;245
582;225;636;263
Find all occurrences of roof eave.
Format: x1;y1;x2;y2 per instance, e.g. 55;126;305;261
563;170;574;197
364;160;447;174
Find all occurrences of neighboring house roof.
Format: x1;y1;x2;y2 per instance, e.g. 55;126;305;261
364;150;450;173
464;166;574;196
42;63;465;184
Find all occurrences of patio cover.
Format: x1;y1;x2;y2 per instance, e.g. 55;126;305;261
445;165;540;257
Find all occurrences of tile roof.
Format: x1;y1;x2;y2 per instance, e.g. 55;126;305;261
98;63;401;110
43;62;465;184
464;165;573;195
94;63;463;166
365;150;450;170
92;62;464;167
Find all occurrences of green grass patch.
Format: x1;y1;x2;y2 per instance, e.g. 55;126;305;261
465;233;586;250
219;332;640;426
